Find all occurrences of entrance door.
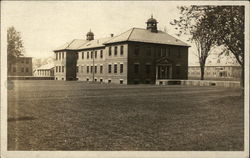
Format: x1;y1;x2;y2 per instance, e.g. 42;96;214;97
157;65;166;79
157;65;172;79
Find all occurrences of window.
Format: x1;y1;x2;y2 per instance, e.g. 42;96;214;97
146;64;151;74
120;64;123;73
90;66;93;73
21;67;24;72
134;64;139;73
56;53;58;60
120;45;124;56
134;46;139;56
176;66;181;75
82;52;84;59
114;46;117;56
13;67;16;72
108;64;112;73
77;53;79;60
87;52;89;59
100;65;103;73
62;66;64;73
120;80;123;84
157;48;161;57
62;52;64;59
100;78;103;82
59;52;61;60
26;59;29;64
87;66;89;73
178;48;181;58
162;48;166;57
100;50;103;58
94;66;97;73
21;59;24;63
168;48;171;56
108;79;111;83
95;51;97;58
91;51;93;59
26;68;29;72
146;47;151;56
114;64;117;73
56;66;58;73
160;48;164;57
109;47;112;56
59;66;61;72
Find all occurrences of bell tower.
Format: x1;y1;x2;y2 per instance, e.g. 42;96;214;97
146;15;158;33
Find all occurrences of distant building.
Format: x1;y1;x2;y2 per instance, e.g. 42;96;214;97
8;57;33;76
54;16;190;84
33;64;54;77
188;58;241;81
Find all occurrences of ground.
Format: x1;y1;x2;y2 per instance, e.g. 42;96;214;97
7;80;244;151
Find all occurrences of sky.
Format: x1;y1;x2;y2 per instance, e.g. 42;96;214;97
1;1;227;65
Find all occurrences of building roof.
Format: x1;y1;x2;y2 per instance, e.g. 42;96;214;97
36;64;54;70
78;37;113;50
104;28;190;46
54;39;88;51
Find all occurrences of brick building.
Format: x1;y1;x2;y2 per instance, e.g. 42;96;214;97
8;57;33;76
54;16;189;84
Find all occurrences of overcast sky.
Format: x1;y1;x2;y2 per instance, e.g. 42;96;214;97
2;1;208;64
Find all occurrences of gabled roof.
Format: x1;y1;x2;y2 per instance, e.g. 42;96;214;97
36;63;54;70
104;28;190;47
54;39;88;51
78;37;113;50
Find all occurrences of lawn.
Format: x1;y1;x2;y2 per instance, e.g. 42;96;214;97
7;80;244;151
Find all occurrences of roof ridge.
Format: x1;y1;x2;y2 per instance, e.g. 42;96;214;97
66;39;76;49
104;28;134;44
126;28;135;41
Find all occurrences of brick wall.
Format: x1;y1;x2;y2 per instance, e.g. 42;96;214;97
54;51;66;80
127;42;188;84
8;57;33;76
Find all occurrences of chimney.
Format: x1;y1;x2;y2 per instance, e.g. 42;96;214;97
110;34;114;37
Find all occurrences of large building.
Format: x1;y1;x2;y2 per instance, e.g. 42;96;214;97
54;16;189;84
8;57;33;76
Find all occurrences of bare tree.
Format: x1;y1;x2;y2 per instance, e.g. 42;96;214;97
171;6;214;80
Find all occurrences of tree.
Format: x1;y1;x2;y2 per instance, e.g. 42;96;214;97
7;26;25;73
206;6;245;88
171;6;215;80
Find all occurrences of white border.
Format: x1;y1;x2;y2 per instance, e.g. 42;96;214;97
1;1;249;158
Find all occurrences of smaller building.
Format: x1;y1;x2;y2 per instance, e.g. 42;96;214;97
33;64;54;77
8;57;33;76
188;65;241;81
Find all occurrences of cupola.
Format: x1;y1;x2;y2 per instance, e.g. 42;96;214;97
86;29;94;41
146;15;158;33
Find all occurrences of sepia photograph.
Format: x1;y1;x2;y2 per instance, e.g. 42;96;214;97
1;1;249;158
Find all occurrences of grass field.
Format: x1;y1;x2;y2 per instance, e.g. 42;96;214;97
7;80;244;151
